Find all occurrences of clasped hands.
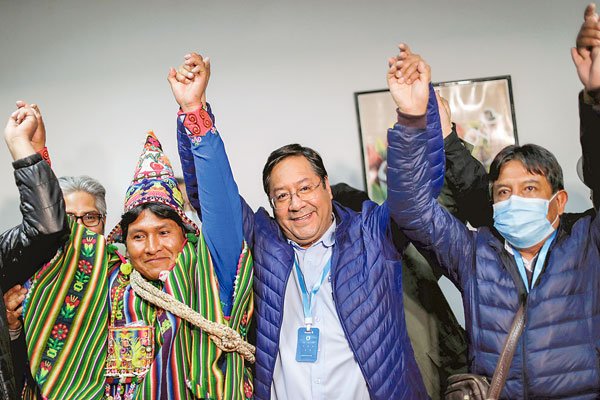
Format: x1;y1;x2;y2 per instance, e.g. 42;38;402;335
168;44;433;118
4;101;46;161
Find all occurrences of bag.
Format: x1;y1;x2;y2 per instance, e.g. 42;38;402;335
444;304;525;400
444;374;489;400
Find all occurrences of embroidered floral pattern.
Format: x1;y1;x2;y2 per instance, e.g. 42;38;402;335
34;227;98;386
51;323;68;340
65;295;80;307
81;236;97;258
78;259;93;274
37;361;52;385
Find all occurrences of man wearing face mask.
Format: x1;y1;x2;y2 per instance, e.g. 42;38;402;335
386;6;600;398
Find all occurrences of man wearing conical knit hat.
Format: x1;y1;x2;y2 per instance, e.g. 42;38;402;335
21;96;254;398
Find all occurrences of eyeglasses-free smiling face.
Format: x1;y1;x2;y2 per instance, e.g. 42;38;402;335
268;155;334;248
64;191;105;235
125;209;186;280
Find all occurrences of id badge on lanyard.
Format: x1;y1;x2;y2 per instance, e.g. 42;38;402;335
294;257;331;363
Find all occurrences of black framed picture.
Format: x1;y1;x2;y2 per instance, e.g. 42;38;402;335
355;75;518;203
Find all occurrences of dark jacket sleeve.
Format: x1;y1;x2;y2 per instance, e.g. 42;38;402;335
441;126;493;227
330;183;369;211
0;153;68;282
579;90;600;209
576;91;600;262
424;84;446;198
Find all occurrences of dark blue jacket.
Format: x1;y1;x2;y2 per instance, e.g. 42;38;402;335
246;200;433;400
387;114;600;399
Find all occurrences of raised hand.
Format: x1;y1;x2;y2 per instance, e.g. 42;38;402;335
577;4;600;50
436;92;453;138
16;101;46;152
393;44;423;85
572;4;600;91
387;43;431;116
4;105;38;160
167;52;210;112
4;284;26;331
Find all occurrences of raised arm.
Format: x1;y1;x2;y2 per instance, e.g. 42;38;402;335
0;105;68;278
386;52;475;288
572;4;600;262
436;93;493;227
168;53;245;315
574;4;600;208
579;90;600;208
389;44;445;199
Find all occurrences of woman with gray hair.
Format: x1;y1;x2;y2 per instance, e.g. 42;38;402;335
58;175;107;235
2;103;109;397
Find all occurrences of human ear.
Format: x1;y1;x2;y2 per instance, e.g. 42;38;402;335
555;190;569;216
324;176;333;201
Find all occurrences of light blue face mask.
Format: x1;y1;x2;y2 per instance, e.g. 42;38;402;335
493;192;560;249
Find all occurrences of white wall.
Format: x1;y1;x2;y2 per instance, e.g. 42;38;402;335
0;0;593;325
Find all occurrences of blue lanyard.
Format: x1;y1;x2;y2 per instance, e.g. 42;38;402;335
294;256;332;330
512;231;557;293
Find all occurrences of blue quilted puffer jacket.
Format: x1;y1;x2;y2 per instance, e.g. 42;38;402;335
387;115;600;399
177;88;444;399
247;199;431;399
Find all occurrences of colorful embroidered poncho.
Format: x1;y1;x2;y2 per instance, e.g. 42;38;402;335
23;222;254;399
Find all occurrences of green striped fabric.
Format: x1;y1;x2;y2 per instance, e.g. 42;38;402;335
23;222;114;399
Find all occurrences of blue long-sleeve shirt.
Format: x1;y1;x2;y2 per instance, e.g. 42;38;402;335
177;105;242;316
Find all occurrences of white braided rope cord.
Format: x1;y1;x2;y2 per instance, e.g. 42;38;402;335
130;269;256;363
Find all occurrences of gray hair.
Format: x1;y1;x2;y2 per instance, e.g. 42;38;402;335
58;175;107;216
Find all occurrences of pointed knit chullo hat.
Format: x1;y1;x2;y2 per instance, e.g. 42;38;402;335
107;131;199;243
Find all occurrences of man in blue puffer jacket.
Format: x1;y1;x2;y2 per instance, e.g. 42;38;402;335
174;46;441;399
388;14;600;398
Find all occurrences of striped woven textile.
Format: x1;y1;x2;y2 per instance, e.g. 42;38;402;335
23;222;114;399
23;223;254;400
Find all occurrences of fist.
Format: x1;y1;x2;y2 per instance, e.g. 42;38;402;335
4;284;27;330
167;52;211;112
4;106;38;144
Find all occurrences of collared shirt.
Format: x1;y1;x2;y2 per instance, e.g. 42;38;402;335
271;218;370;400
504;242;540;289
